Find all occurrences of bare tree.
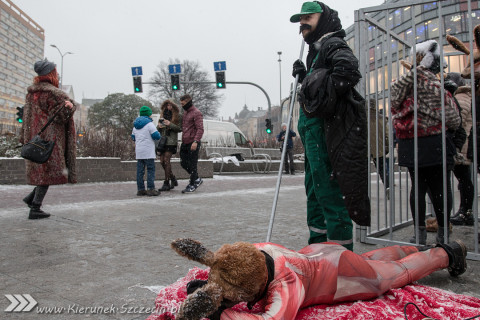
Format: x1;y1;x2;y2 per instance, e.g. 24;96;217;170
149;59;222;118
88;93;157;131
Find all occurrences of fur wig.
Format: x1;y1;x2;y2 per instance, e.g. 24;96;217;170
171;239;268;320
411;39;447;74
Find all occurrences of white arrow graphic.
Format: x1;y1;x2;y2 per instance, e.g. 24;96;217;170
13;294;28;312
4;294;37;312
22;294;37;311
4;294;19;312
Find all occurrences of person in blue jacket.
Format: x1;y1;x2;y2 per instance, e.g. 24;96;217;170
131;106;161;196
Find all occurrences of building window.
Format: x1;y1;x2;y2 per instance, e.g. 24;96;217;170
444;13;464;35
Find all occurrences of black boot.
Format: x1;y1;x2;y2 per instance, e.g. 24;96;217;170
171;176;178;189
28;206;50;220
159;181;171;191
436;240;467;277
451;207;465;220
22;187;36;208
409;226;427;245
451;209;474;226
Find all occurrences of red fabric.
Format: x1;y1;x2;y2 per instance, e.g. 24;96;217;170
146;267;480;320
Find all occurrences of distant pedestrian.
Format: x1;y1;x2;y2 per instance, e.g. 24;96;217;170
132;106;161;196
277;123;297;174
179;94;204;193
368;100;390;191
157;100;182;191
20;58;78;220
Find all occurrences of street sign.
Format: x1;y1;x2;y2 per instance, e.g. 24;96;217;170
213;61;226;71
131;66;143;76
168;64;182;74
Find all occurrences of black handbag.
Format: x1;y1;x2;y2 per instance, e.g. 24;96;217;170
21;104;65;164
156;135;168;154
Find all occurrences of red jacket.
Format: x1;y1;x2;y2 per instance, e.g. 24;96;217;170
181;105;204;144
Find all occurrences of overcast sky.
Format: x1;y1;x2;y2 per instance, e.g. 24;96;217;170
13;0;383;120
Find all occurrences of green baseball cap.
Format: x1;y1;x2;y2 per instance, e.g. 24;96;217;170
290;2;323;23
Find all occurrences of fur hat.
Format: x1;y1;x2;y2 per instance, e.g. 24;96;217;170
34;58;56;76
139;105;152;117
171;238;268;320
411;40;447;74
446;24;480;79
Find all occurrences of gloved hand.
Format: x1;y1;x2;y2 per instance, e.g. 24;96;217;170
292;59;307;83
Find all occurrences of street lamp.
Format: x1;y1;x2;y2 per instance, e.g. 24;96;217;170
50;44;73;89
277;51;282;107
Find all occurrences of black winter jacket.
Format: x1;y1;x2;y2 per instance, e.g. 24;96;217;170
298;4;371;226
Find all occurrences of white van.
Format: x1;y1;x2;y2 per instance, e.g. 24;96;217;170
201;120;250;147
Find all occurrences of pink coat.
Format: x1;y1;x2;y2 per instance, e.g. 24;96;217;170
20;82;78;185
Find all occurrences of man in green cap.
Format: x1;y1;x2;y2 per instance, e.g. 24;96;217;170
291;2;370;251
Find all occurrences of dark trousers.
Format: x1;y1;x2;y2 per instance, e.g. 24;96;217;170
453;164;474;211
25;185;49;208
283;148;295;173
408;165;452;228
180;142;200;185
372;156;390;189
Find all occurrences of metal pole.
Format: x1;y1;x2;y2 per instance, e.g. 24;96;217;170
266;40;305;242
50;44;73;89
278;51;282;106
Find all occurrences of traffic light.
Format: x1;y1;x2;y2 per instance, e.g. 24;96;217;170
133;76;143;93
16;106;24;123
215;71;226;89
265;118;273;134
171;74;180;91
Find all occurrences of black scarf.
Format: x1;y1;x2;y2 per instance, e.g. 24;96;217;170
182;100;193;111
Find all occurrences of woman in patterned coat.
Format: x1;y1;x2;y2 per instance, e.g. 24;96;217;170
391;40;460;245
19;59;77;219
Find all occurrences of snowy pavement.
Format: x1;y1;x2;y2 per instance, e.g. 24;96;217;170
0;174;478;319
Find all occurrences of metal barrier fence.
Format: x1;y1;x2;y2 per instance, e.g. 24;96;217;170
354;0;479;260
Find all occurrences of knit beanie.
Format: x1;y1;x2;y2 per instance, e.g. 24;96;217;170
34;58;56;76
139;106;152;117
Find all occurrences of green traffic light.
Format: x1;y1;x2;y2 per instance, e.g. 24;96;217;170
266;128;271;134
173;85;178;90
217;83;223;88
18;119;22;123
135;87;140;92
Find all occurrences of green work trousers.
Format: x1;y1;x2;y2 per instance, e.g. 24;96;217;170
298;112;353;251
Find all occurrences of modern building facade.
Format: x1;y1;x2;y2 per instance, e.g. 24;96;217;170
0;0;44;133
345;0;480;110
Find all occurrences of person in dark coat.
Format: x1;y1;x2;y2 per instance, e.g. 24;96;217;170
19;59;77;219
290;1;370;251
276;123;297;175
